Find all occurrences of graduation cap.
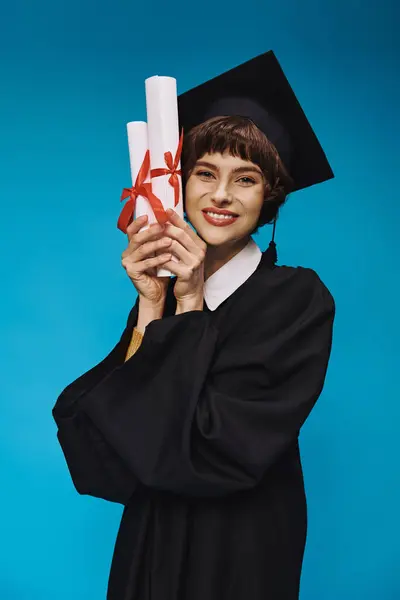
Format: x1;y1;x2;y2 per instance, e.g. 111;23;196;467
178;50;333;192
177;50;334;258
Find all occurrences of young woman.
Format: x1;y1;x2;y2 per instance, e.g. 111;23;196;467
52;53;335;600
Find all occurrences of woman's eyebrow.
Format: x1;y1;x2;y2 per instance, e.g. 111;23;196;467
194;160;219;170
194;161;263;176
231;166;263;176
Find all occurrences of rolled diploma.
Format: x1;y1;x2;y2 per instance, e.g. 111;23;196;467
145;76;183;277
126;121;156;230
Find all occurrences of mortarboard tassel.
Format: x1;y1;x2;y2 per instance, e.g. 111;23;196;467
266;217;278;265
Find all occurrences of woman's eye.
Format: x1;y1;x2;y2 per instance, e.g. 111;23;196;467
238;177;256;185
196;171;214;179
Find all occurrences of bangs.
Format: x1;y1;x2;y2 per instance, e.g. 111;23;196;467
182;115;280;181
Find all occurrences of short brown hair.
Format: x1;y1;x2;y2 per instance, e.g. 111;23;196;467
182;115;294;234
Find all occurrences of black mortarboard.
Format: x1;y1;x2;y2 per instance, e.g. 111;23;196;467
178;50;334;194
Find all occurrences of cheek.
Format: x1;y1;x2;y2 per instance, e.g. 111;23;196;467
243;187;265;215
183;181;192;207
185;178;206;205
183;180;196;216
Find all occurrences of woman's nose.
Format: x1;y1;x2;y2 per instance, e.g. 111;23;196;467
211;181;232;202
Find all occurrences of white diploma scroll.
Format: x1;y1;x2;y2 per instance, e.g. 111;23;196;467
126;121;156;232
145;76;184;277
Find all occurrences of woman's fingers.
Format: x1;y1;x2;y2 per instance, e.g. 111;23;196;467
126;217;164;245
159;259;186;279
122;236;171;262
166;209;207;253
163;223;206;262
123;212;206;281
120;215;171;305
134;252;172;271
122;252;172;275
160;256;204;281
126;215;149;242
166;238;198;266
123;220;166;258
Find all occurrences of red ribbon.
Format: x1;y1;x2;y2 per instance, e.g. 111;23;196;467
150;129;184;209
117;150;169;233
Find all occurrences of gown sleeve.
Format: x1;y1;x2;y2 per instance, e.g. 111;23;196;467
52;298;140;505
77;268;335;497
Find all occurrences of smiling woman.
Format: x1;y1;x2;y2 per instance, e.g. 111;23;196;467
52;50;335;600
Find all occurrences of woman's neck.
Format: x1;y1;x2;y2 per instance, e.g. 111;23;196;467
204;236;251;281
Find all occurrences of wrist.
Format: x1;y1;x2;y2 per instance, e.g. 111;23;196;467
175;295;204;314
137;296;165;333
138;296;165;312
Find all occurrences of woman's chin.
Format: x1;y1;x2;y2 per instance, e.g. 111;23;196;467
188;213;248;247
195;226;232;245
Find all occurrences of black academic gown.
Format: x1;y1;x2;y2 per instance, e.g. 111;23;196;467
52;249;335;600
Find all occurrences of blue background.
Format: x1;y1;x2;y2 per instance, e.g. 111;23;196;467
1;0;399;598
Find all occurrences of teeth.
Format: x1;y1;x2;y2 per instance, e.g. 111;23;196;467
205;211;237;220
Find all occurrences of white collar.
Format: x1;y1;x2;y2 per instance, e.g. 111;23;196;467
203;238;263;311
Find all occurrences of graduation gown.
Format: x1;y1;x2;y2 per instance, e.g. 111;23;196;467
52;248;335;600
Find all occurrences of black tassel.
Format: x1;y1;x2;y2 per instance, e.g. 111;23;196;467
267;240;278;264
267;217;278;264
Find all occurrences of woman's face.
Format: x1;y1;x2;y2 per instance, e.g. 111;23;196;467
184;152;265;248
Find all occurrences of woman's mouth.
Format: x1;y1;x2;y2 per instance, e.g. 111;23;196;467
202;210;239;227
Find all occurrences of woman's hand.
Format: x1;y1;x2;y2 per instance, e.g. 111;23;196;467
121;215;172;307
162;209;207;306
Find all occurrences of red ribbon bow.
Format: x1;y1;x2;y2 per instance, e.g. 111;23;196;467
150;129;184;208
117;150;168;233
